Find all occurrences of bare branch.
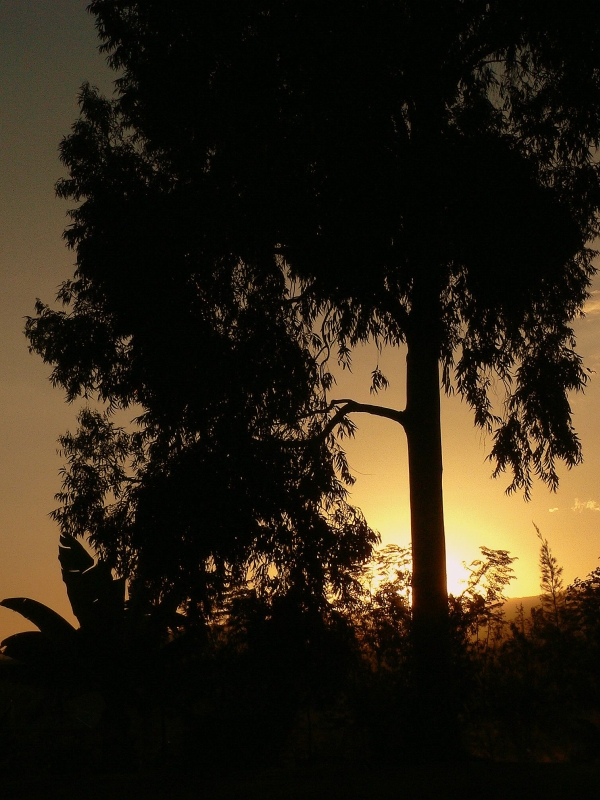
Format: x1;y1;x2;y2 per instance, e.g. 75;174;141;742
320;399;408;439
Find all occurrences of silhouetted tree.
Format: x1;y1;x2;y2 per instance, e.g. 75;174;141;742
27;1;600;758
25;89;376;622
534;523;565;629
453;547;517;652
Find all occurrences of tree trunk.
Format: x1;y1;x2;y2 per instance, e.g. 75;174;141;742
406;343;447;643
404;277;456;760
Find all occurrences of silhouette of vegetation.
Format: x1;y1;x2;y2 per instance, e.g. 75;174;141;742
534;522;565;629
24;93;377;622
4;531;600;776
0;534;187;769
462;530;600;762
20;1;600;766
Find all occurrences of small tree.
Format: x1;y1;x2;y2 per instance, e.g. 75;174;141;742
457;547;518;651
534;523;565;629
349;544;413;673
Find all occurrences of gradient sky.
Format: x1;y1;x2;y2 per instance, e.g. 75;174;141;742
1;1;600;639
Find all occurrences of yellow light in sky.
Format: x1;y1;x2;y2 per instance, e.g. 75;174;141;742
446;554;469;597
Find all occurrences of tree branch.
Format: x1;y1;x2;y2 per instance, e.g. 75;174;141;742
320;399;408;439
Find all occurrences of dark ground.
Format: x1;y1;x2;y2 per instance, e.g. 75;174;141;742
3;761;600;800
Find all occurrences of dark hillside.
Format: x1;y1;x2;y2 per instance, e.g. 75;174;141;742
503;596;541;619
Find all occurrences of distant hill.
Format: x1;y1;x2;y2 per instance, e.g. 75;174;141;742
503;596;541;619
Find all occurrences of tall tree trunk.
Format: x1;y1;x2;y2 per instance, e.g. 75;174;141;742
404;277;456;760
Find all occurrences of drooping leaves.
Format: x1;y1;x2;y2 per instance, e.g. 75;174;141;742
0;630;67;667
0;598;77;644
72;0;600;500
24;74;377;609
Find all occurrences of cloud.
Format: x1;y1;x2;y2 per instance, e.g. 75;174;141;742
548;507;559;513
583;291;600;316
572;498;600;513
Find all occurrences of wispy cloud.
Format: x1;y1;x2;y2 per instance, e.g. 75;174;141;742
572;498;600;513
549;507;559;513
583;291;600;316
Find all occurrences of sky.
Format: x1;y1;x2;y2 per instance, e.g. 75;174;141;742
1;1;600;639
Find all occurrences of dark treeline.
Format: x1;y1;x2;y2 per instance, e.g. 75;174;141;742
2;531;600;774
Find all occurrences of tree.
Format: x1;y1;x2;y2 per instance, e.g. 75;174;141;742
26;84;376;620
27;1;600;757
454;546;518;651
534;523;565;629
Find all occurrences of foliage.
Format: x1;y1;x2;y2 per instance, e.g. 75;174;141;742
567;564;600;641
343;544;413;673
76;0;600;495
0;535;148;769
1;534;121;672
21;2;600;762
533;522;565;628
334;543;517;677
5;529;600;769
0;534;183;765
453;547;518;649
458;532;600;761
25;76;378;612
24;4;599;607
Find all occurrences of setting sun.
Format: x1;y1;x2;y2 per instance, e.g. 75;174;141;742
446;554;469;597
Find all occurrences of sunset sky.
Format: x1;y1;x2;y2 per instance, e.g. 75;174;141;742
1;1;600;639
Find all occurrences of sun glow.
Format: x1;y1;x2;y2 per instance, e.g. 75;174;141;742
446;554;469;597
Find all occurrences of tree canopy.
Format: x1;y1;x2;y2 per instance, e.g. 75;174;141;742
74;0;600;495
27;81;376;615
